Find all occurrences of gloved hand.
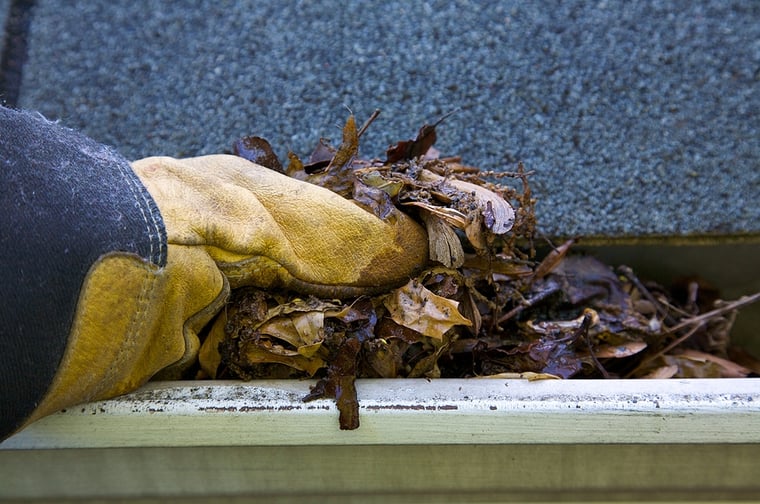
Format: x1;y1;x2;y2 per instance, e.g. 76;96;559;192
24;154;427;428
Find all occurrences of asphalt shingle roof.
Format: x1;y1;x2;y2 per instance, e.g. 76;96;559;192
5;1;760;239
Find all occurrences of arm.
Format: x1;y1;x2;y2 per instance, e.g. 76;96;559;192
1;106;167;438
0;106;427;440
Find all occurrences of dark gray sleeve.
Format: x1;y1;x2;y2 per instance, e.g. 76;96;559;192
0;106;167;439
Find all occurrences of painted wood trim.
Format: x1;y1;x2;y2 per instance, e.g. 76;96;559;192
2;378;759;449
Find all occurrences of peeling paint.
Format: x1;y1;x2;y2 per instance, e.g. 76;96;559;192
198;406;239;413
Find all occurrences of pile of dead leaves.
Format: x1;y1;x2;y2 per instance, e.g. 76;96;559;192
198;111;760;430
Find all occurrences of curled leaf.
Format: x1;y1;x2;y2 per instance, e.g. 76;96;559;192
593;341;648;359
477;372;561;380
305;337;361;430
401;200;468;228
233;136;284;173
237;341;326;376
304;138;336;173
284;116;359;196
420;210;465;268
385;109;458;163
419;169;514;235
327;114;359;171
384;279;472;340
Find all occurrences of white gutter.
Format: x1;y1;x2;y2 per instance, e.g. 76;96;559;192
3;378;758;449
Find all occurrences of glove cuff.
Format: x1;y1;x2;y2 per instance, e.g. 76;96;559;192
25;248;227;428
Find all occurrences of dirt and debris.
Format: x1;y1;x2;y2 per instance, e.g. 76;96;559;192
201;111;760;430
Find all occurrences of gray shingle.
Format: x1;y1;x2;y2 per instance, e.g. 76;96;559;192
17;1;760;238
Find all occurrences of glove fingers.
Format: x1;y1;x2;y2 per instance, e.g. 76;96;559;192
133;155;428;296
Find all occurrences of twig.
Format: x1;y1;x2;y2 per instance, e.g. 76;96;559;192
664;291;760;335
627;322;704;377
497;281;561;324
432;107;461;128
625;291;760;378
357;109;381;138
617;265;676;326
577;312;610;378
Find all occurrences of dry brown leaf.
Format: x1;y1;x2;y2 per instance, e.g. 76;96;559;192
327;114;359;171
384;111;457;163
640;364;679;379
291;312;325;349
257;313;322;353
420;210;465;268
477;372;562;380
384;279;472;340
401;200;468;228
532;239;574;281
238;341;326;376
677;349;750;378
594;341;648;359
419;169;515;235
232;136;284;173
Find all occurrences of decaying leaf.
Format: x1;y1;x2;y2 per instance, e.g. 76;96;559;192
676;349;751;378
532;239;574;281
305;337;362;430
285;115;360;197
384;279;472;340
233;136;284;173
593;341;648;359
235;340;326;377
420;211;465;268
214;111;760;430
418;169;515;236
385;109;458;163
328;114;359;171
304;138;335;173
477;372;561;380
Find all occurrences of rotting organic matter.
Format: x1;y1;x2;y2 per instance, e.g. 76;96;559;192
197;111;760;430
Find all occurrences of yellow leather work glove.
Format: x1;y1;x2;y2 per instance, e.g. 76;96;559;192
25;155;427;427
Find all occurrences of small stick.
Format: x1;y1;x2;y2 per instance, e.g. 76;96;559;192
652;321;704;362
664;291;760;335
625;322;703;378
431;107;461;128
618;265;676;326
357;109;381;138
577;313;610;379
625;291;760;378
497;282;560;324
